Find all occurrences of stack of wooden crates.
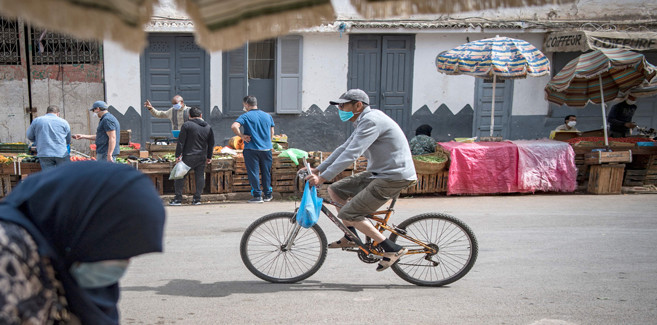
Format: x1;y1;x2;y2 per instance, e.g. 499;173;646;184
585;150;632;194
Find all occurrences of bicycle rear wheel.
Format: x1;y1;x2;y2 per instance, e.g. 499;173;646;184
240;212;327;283
390;213;478;287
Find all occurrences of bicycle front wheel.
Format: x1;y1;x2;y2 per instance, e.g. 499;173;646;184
390;213;478;287
240;212;327;283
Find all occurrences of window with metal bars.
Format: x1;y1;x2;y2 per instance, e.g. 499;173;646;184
0;18;21;65
30;27;101;65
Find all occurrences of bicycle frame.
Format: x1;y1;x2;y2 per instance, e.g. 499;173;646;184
289;157;438;258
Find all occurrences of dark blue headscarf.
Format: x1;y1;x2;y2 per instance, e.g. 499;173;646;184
0;161;166;325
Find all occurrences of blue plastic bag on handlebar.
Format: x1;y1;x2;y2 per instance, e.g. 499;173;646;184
296;181;323;228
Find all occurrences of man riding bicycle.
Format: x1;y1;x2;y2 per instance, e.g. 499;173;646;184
304;89;417;271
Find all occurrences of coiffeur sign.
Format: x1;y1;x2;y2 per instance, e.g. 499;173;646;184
544;31;657;52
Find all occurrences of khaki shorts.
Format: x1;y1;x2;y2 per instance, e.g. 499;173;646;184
329;172;415;221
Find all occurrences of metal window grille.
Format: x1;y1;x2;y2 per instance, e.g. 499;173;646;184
0;18;21;65
30;27;101;65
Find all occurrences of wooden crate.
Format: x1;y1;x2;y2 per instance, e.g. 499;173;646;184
210;171;233;194
585;150;632;165
118;149;139;158
402;171;448;195
649;155;657;170
232;173;251;192
137;162;172;174
645;169;657;185
623;169;647;186
120;130;131;145
19;162;41;175
0;174;12;197
588;164;625;194
147;174;164;195
208;158;234;172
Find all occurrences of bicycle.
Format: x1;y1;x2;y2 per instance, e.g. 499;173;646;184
240;159;478;287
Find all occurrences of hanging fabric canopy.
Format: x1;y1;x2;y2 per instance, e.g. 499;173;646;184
0;0;573;52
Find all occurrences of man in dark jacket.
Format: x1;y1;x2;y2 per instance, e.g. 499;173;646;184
608;95;638;138
170;107;214;206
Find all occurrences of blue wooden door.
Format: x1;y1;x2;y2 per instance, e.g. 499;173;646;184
348;35;414;134
141;34;209;142
474;78;514;138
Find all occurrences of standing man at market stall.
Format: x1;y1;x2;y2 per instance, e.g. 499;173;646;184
608;95;638;138
26;105;71;170
73;101;120;162
144;95;190;131
303;89;417;272
231;96;275;203
170;107;214;206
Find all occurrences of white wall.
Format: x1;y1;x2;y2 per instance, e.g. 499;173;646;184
414;32;552;116
413;33;476;114
301;33;349;111
104;40;141;114
210;52;222;110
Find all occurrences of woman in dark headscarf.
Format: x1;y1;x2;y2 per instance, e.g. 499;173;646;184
409;124;437;155
0;161;166;324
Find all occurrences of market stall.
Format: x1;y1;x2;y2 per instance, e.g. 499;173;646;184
439;140;577;195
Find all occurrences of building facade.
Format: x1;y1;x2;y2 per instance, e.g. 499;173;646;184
3;0;657;152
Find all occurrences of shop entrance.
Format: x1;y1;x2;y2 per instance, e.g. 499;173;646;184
140;33;210;142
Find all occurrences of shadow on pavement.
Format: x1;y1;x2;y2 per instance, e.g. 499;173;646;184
121;279;440;297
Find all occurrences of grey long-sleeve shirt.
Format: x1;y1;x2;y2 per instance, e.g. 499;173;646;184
317;107;417;181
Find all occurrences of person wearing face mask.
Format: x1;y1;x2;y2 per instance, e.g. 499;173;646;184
73;101;121;162
303;89;417;272
608;95;638;138
554;115;579;132
144;95;189;131
0;162;166;325
231;96;275;203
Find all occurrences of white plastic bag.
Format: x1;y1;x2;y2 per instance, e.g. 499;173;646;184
169;160;191;180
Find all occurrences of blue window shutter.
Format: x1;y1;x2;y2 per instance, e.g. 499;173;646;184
223;45;247;115
276;35;302;114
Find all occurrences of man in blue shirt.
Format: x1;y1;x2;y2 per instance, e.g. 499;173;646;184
26;105;71;170
231;96;275;203
73;101;121;162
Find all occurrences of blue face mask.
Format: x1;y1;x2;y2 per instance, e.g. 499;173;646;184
70;260;130;288
338;110;354;122
172;103;182;110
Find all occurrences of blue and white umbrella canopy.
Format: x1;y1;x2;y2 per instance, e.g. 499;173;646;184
436;36;550;137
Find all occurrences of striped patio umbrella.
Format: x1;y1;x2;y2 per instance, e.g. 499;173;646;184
544;48;656;146
436;36;550;137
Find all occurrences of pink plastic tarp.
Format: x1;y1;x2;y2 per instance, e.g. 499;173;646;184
439;141;520;195
511;140;577;193
439;140;577;195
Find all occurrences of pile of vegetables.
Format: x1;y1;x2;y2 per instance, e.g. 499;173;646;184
413;155;447;163
0;155;12;165
70;156;94;161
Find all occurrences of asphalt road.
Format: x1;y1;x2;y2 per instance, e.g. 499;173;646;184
118;194;657;325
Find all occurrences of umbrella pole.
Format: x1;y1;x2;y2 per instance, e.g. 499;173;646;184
490;75;496;137
599;75;610;147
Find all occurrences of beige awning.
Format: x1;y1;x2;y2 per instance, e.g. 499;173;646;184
0;0;573;52
544;31;657;52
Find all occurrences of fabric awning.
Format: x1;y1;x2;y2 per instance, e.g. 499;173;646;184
544;30;657;52
0;0;574;52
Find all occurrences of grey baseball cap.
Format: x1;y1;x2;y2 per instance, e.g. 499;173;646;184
329;89;370;105
90;100;108;111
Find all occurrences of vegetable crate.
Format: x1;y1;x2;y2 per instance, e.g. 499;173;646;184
584;150;632;165
0;143;29;154
588;164;625;194
0;175;12;197
271;155;299;193
210;171;232;194
119;130;132;145
401;171;448;195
